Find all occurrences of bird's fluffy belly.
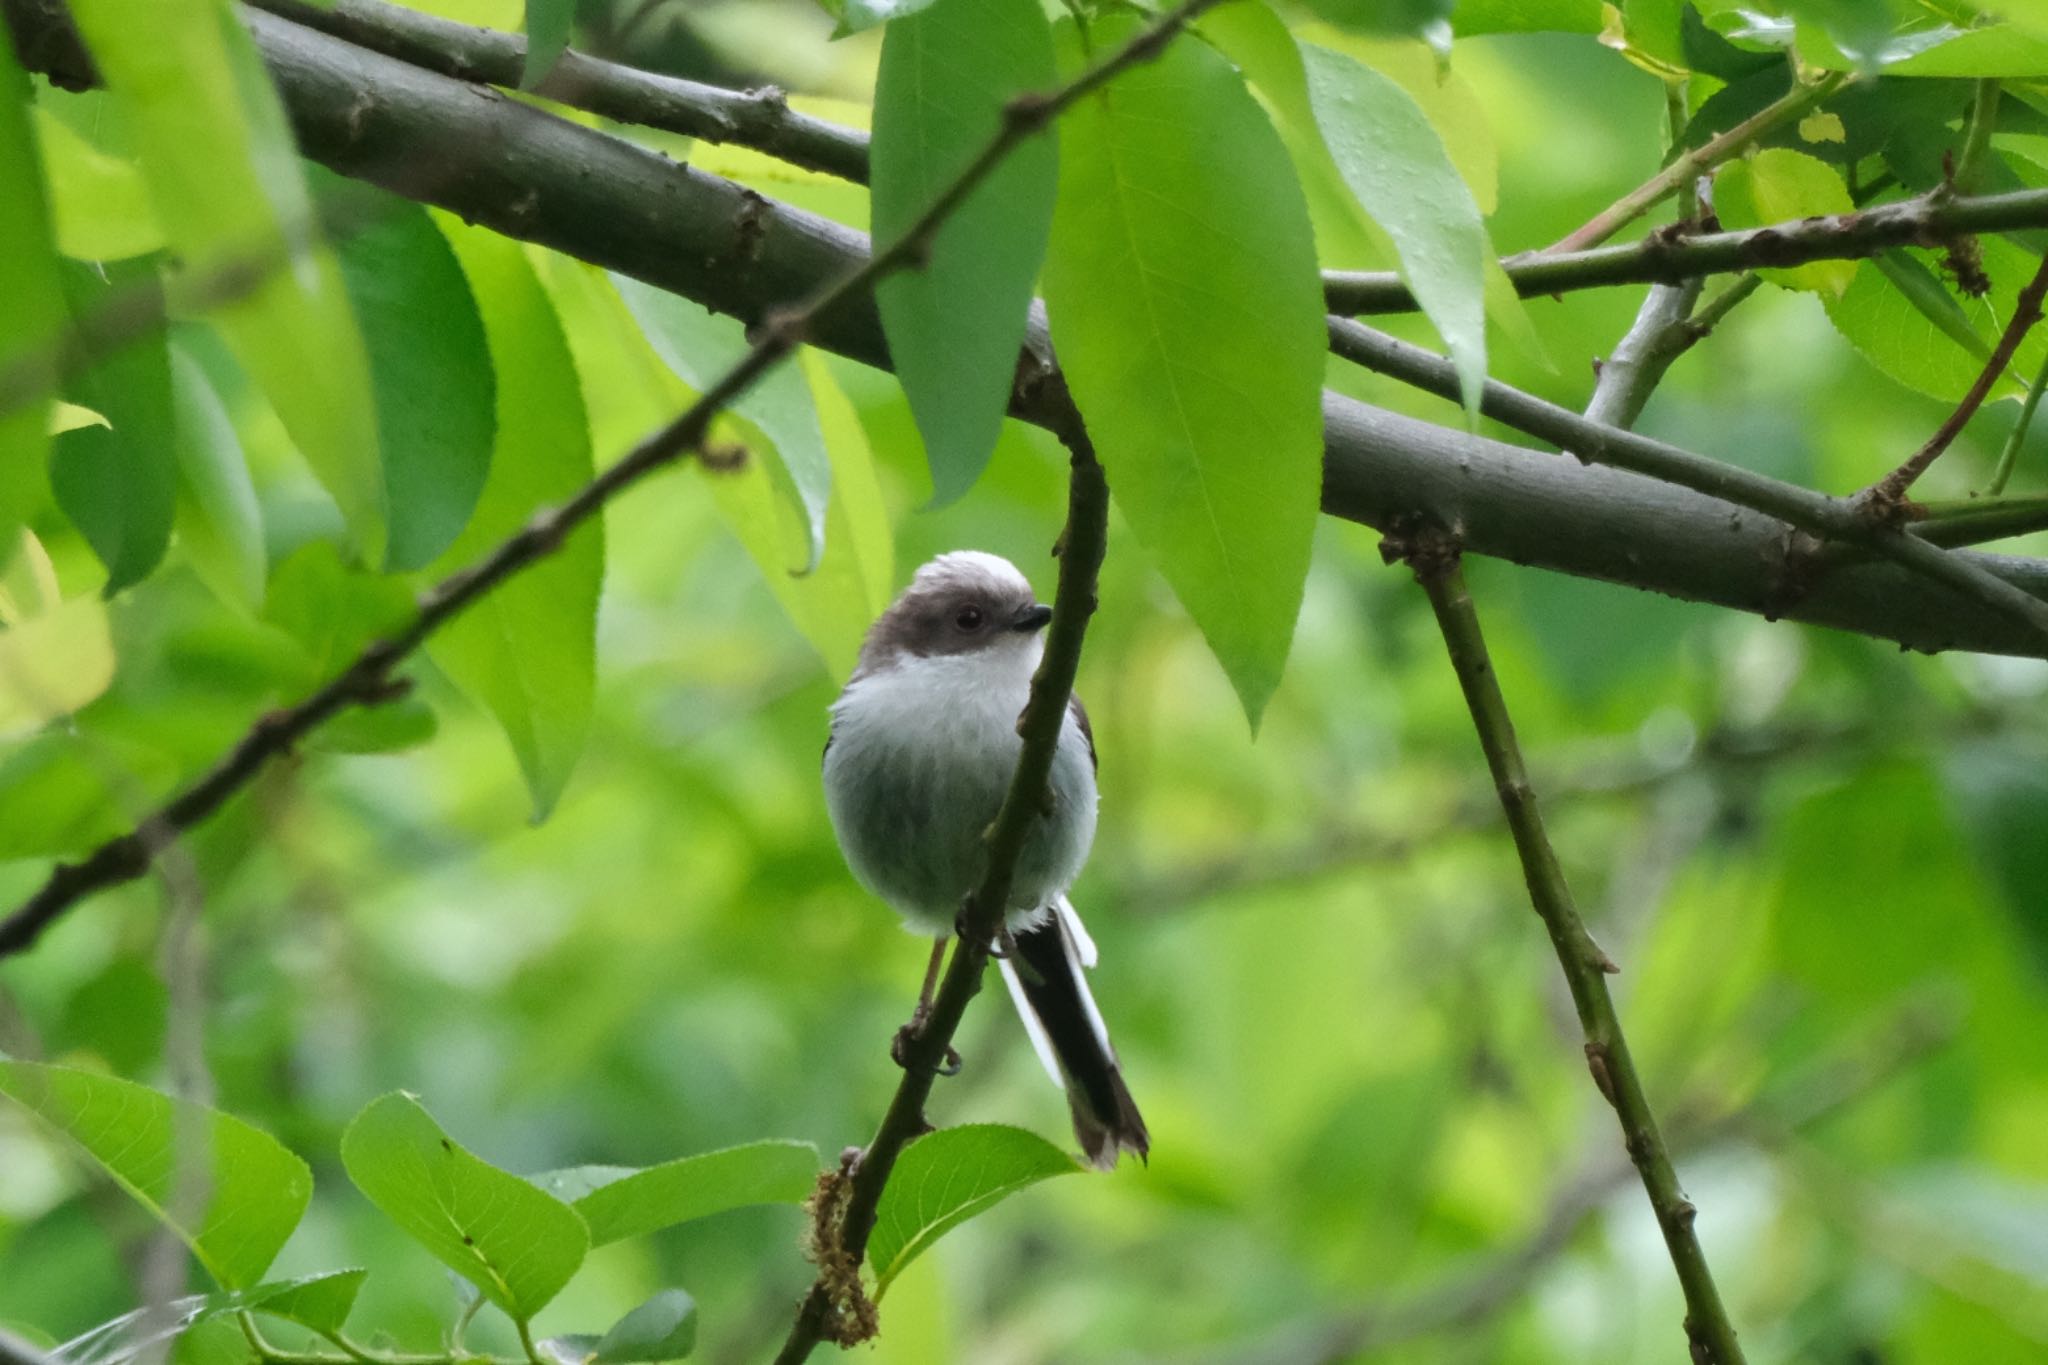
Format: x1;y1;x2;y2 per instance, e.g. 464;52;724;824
824;655;1096;935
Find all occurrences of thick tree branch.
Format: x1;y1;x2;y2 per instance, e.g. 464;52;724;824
1327;318;2048;644
1326;188;2048;315
9;0;2048;661
1399;543;1745;1365
242;0;870;182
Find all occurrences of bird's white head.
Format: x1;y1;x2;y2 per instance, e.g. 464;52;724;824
852;551;1051;679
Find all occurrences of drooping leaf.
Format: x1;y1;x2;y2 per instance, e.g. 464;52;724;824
0;25;65;541
340;1092;588;1321
49;259;178;594
1301;39;1489;413
612;274;830;573
330;189;496;573
593;1289;698;1363
535;1138;818;1247
866;1124;1080;1298
66;0;384;560
1042;12;1326;726
53;1272;366;1365
523;0;574;87
431;220;602;820
1715;148;1857;295
0;1060;312;1291
168;344;266;612
871;0;1056;504
0;529;117;737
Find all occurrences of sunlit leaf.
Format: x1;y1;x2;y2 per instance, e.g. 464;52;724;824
340;1092;588;1321
0;529;116;737
1715;148;1856;296
871;0;1056;504
866;1124;1079;1298
0;1060;311;1291
432;221;602;819
30;99;163;260
0;28;66;540
536;1138;818;1247
1042;12;1325;727
66;0;384;561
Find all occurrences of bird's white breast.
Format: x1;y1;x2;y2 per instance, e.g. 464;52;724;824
823;644;1097;935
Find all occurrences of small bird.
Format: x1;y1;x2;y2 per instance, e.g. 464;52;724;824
822;550;1148;1169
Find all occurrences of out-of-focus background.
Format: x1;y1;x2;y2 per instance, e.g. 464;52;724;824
4;1;2047;1362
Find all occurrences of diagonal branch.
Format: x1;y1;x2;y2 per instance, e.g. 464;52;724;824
0;0;1218;960
1396;540;1746;1365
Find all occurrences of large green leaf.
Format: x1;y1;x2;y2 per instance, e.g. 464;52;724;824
1042;12;1325;727
535;1138;819;1246
0;1060;311;1291
340;1092;588;1321
431;221;602;819
866;1124;1080;1298
50;259;178;594
331;190;496;573
29;95;163;260
0;24;64;542
612;275;830;572
871;0;1056;504
66;0;384;560
1301;39;1488;413
1715;148;1856;296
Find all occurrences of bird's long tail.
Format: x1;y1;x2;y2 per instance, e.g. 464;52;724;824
997;898;1148;1170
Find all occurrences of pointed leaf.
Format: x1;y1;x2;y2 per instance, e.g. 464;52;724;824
871;0;1056;503
340;1092;588;1321
431;221;602;819
535;1138;818;1247
866;1124;1079;1298
0;1060;311;1290
593;1289;697;1363
54;1273;364;1365
612;275;829;571
0;25;64;540
50;260;177;594
168;344;266;611
1042;13;1325;726
330;189;496;572
67;0;384;560
1300;39;1488;412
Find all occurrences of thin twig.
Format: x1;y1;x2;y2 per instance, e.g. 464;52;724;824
1546;70;1850;254
1323;187;2048;315
1396;541;1746;1365
1986;348;2048;495
1864;251;2048;507
0;0;1212;961
1326;317;2048;643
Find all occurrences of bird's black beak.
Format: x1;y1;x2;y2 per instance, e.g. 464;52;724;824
1012;603;1054;633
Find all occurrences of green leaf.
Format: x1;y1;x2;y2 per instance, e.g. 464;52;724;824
0;25;65;541
168;344;266;612
431;220;602;819
1879;27;2048;79
262;541;414;678
0;1060;311;1290
30;97;164;260
593;1289;698;1363
1301;0;1453;50
1715;148;1856;295
1042;12;1325;727
1449;0;1602;35
330;189;497;573
523;0;574;87
535;1138;818;1246
53;1272;365;1365
0;529;117;737
48;260;178;594
340;1092;588;1321
67;0;384;561
1301;39;1489;414
871;0;1056;505
612;275;830;572
866;1124;1080;1298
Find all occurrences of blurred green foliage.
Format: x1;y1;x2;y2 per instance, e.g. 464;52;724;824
2;0;2048;1362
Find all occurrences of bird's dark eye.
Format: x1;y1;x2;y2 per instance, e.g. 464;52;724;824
954;605;985;631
